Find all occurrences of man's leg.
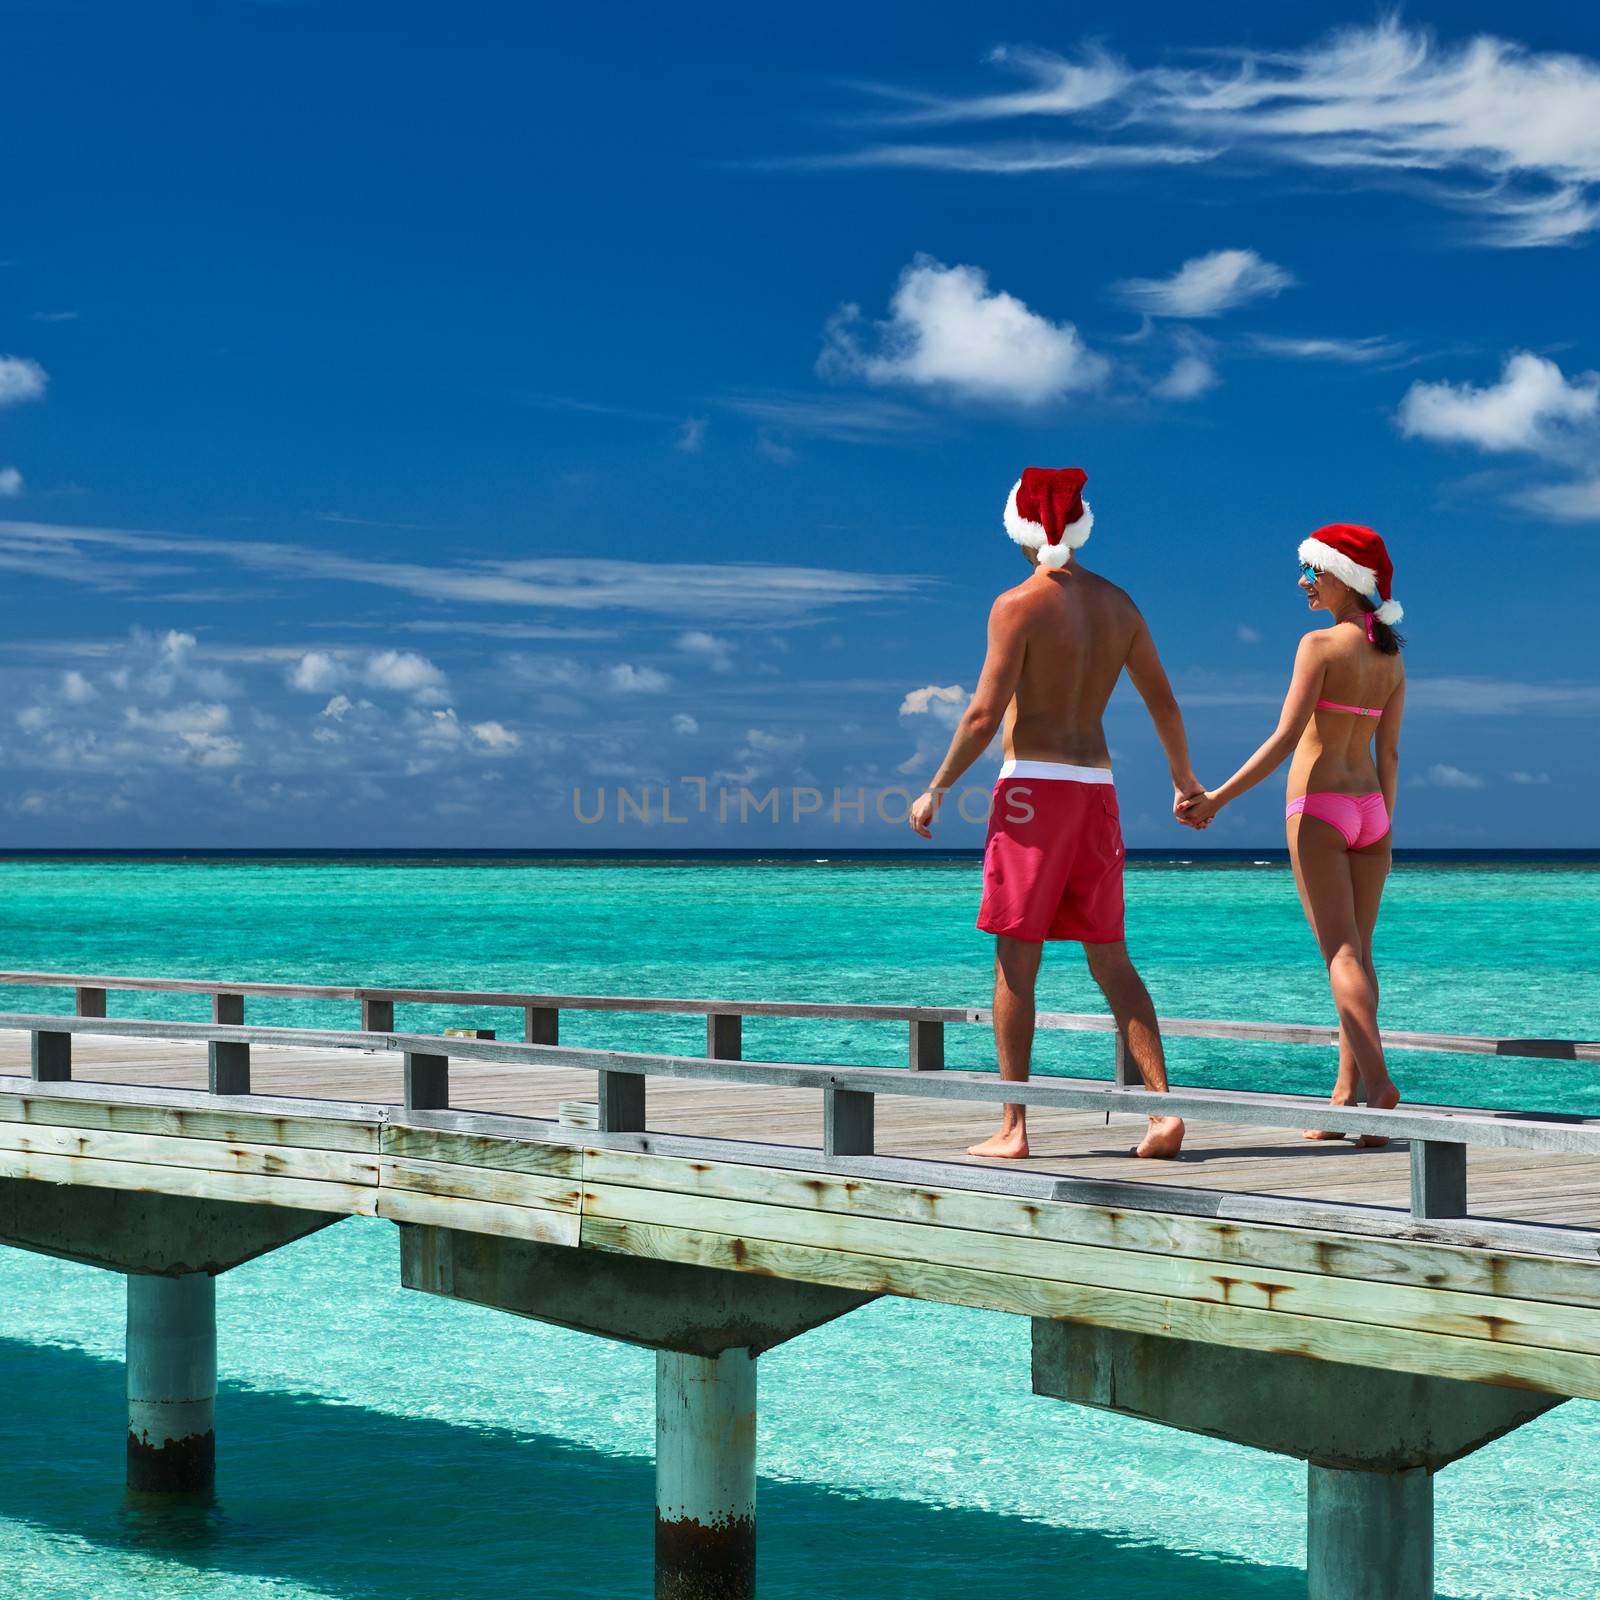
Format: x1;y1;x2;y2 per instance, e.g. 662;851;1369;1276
967;935;1042;1159
1083;941;1185;1160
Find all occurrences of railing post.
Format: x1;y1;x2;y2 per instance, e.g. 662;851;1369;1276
598;1069;646;1133
707;1013;742;1061
403;1052;449;1112
824;1086;875;1157
1113;1031;1141;1088
524;1005;559;1046
1410;1140;1467;1219
31;1029;71;1082
362;997;395;1033
209;993;250;1095
74;986;107;1018
909;1018;944;1071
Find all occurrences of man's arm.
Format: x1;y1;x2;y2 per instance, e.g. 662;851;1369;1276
909;593;1027;838
1123;614;1203;813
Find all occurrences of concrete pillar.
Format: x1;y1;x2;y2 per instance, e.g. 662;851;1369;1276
1308;1464;1432;1600
656;1348;756;1600
126;1273;217;1493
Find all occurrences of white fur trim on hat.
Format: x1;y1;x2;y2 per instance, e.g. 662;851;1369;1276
1298;536;1377;599
1004;479;1094;565
1375;598;1404;626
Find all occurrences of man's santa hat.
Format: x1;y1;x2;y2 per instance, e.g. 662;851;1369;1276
1004;466;1092;570
1298;523;1403;626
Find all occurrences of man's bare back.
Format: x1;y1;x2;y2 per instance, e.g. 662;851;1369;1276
999;563;1147;769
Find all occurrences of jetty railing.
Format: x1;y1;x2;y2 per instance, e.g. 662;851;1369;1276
0;969;1596;1244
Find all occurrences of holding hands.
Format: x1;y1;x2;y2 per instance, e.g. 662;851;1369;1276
1173;775;1220;830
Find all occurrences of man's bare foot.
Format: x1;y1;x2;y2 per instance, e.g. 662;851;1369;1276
1135;1115;1185;1159
1356;1082;1401;1147
967;1129;1029;1160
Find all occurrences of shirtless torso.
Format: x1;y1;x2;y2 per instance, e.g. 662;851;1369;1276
994;564;1177;770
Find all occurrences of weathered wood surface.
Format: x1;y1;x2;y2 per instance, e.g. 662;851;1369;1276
3;1040;1600;1399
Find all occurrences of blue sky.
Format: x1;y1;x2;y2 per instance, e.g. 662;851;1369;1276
2;1;1598;847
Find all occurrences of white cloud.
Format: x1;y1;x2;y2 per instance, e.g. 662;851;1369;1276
606;664;671;693
824;21;1600;246
820;255;1108;406
898;683;968;774
899;684;967;717
289;651;345;692
0;468;22;498
1507;770;1551;784
321;693;355;720
1410;676;1600;715
1251;334;1407;364
1427;763;1485;789
468;720;520;752
1152;352;1219;400
793;142;1216;174
1235;624;1263;644
0;357;47;406
674;417;708;454
363;649;447;699
1119;249;1292;318
675;630;733;673
60;670;96;703
671;712;699;735
1397;352;1599;454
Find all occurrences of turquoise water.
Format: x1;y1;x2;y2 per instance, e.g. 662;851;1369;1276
0;856;1596;1597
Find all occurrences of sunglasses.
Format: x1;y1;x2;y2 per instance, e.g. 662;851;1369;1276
1299;563;1322;584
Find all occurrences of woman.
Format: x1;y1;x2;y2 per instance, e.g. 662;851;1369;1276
1180;524;1405;1141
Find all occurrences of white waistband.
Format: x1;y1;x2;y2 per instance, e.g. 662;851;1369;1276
997;760;1114;784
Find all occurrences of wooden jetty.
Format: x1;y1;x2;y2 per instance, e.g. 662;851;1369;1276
1;970;1598;1599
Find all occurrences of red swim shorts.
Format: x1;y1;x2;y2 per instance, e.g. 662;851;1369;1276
977;763;1125;944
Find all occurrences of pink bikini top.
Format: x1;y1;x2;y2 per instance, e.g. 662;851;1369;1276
1317;613;1387;716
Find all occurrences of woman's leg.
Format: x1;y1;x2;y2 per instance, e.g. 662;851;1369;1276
1346;834;1394;1143
1289;815;1398;1137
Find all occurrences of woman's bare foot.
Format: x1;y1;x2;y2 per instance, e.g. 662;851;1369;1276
1304;1089;1357;1142
967;1128;1029;1159
1356;1081;1400;1147
1135;1115;1185;1159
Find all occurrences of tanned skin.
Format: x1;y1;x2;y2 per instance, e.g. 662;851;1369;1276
909;549;1203;1160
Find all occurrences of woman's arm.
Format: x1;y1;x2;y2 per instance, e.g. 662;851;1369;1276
1181;635;1325;825
1376;675;1404;822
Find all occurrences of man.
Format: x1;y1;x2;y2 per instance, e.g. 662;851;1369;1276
909;467;1201;1161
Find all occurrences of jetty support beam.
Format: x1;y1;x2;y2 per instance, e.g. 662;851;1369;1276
400;1228;875;1599
0;1180;341;1494
656;1347;756;1600
127;1272;216;1493
1033;1321;1565;1600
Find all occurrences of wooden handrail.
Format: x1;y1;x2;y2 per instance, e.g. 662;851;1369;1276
0;970;1592;1061
3;1011;1598;1155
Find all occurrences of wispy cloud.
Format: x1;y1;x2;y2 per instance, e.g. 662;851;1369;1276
786;141;1216;174
1249;334;1409;364
717;392;927;443
674;416;708;454
0;468;22;498
1427;763;1485;790
811;20;1600;246
819;255;1108;407
1118;249;1292;319
0;520;918;623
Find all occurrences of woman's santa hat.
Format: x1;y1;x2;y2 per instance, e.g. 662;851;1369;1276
1004;466;1093;570
1298;523;1403;626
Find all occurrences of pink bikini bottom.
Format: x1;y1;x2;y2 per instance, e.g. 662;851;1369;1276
1286;792;1391;850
